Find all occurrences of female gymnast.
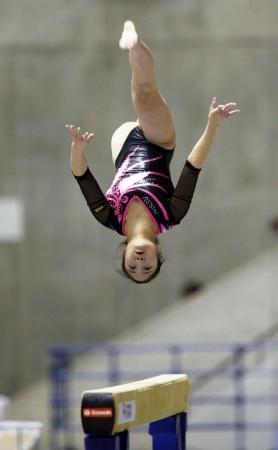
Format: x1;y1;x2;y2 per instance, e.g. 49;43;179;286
67;21;239;284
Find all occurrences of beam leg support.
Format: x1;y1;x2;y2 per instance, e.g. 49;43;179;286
148;412;187;450
84;430;129;450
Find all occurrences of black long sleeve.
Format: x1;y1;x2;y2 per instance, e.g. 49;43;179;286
169;160;201;224
73;167;112;227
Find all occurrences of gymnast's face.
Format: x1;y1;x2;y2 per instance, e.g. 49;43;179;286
124;239;160;282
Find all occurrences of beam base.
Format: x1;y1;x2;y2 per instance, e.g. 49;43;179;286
84;430;129;450
149;412;187;450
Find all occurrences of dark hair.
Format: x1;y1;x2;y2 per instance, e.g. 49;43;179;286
121;253;163;284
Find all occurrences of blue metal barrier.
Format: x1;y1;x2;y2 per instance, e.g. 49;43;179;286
275;430;278;450
49;341;278;450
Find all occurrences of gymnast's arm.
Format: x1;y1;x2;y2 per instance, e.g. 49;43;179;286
67;124;111;226
186;97;240;169
169;160;201;223
169;97;240;223
73;168;112;225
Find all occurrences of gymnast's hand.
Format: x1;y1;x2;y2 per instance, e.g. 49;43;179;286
66;124;94;152
208;97;240;128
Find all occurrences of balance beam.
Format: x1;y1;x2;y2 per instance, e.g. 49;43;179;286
81;374;189;450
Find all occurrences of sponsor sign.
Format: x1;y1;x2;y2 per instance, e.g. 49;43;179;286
82;408;113;418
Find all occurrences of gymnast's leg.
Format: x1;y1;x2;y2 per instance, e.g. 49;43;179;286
119;20;176;150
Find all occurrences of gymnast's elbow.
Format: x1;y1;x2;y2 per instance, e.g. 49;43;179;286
88;203;111;226
172;213;187;225
169;201;191;224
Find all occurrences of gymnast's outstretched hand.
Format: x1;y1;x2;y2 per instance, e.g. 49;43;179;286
208;97;240;128
67;125;94;176
187;98;240;169
66;124;94;152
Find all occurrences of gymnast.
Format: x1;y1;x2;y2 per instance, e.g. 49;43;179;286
67;20;239;284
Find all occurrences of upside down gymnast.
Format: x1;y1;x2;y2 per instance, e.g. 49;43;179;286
67;20;239;284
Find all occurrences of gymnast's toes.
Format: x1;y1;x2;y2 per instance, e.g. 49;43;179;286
119;20;138;50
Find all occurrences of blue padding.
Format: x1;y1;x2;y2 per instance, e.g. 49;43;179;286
84;430;129;450
149;413;187;450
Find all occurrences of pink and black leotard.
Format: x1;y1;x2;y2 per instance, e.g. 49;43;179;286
73;126;201;236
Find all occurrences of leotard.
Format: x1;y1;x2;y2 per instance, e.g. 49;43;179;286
74;126;201;236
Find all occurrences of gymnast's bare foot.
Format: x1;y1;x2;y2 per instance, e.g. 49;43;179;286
119;20;138;50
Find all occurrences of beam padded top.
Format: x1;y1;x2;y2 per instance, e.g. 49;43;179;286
81;374;189;435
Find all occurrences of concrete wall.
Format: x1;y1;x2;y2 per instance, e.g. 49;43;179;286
0;0;277;394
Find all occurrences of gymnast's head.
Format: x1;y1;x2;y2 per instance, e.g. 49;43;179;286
120;236;164;284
